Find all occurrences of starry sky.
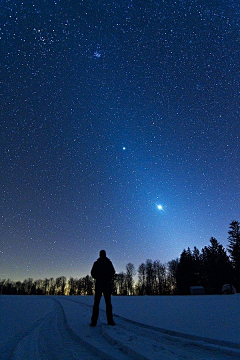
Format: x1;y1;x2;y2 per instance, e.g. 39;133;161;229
1;0;239;281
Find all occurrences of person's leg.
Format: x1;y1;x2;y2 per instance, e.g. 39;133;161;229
91;285;102;326
103;287;115;325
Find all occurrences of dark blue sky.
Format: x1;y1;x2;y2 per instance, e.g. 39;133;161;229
1;0;239;280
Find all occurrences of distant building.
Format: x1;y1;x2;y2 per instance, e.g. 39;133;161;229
190;286;205;295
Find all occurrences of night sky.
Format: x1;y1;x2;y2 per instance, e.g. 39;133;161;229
1;1;239;281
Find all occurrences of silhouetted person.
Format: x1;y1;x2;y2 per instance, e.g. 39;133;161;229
90;250;115;326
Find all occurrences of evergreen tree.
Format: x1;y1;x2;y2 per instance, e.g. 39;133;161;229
202;237;233;293
227;220;240;290
176;247;201;294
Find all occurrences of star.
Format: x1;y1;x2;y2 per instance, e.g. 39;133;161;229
93;50;101;58
1;1;238;283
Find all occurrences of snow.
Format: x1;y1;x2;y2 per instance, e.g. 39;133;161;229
0;294;240;359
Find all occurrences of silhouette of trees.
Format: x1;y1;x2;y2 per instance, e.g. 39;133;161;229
136;262;146;295
55;276;67;295
0;279;6;295
145;259;154;295
49;278;56;295
0;275;95;295
201;237;233;293
67;276;94;295
176;238;234;294
68;277;78;295
135;259;168;295
114;272;127;295
167;258;179;294
83;275;94;295
227;220;240;291
176;247;200;294
153;260;168;294
0;221;238;295
125;263;136;295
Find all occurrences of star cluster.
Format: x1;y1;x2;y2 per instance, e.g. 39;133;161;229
1;0;239;280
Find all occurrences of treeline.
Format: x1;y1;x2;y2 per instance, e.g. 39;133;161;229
1;220;239;295
0;275;96;296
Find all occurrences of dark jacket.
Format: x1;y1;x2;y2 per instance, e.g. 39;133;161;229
91;257;115;286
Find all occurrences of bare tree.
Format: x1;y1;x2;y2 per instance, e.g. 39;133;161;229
153;260;166;294
137;263;146;295
145;259;154;294
167;258;179;294
126;263;136;295
68;277;78;295
55;276;66;295
84;275;94;295
114;272;127;295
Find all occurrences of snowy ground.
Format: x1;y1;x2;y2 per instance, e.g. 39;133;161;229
0;294;240;359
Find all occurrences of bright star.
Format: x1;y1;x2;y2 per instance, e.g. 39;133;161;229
122;147;126;150
93;50;101;58
157;205;163;210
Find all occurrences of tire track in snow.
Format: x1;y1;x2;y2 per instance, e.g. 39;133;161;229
58;297;240;360
10;298;121;360
54;297;137;360
9;296;240;360
101;317;240;360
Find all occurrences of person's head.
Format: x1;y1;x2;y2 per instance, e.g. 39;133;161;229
99;250;106;258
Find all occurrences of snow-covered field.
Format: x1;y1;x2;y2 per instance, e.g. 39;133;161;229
1;294;240;359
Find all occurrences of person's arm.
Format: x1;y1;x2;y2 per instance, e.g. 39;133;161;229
111;262;115;278
91;262;97;279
